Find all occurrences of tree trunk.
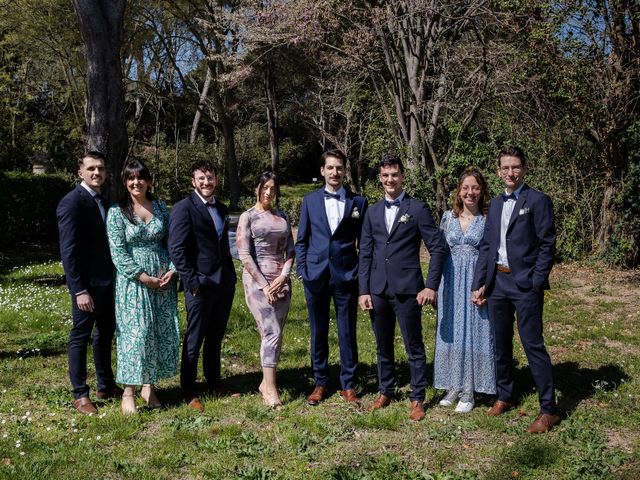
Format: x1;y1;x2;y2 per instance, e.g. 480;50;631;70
264;65;280;172
73;0;128;199
597;137;628;251
190;66;213;144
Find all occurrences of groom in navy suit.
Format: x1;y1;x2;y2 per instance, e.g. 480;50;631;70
57;151;121;414
296;149;368;405
472;146;559;433
169;160;237;411
358;153;446;420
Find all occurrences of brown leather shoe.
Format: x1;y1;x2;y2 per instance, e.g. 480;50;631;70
307;386;326;406
409;400;426;421
96;385;124;400
187;397;205;412
72;396;98;414
487;400;514;417
526;413;560;433
370;394;392;411
339;389;359;403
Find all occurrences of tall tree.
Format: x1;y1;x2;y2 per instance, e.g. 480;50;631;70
73;0;128;197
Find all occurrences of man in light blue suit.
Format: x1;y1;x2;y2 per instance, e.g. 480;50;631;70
296;150;368;405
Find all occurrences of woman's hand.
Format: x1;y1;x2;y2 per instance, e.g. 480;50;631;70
140;272;163;290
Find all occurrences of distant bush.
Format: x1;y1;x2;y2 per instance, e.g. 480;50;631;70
0;171;73;247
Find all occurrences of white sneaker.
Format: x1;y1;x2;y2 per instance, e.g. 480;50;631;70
439;390;460;407
455;392;475;413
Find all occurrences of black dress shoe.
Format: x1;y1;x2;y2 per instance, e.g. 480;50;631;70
96;385;124;400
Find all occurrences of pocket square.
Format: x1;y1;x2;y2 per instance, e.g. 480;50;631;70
519;208;530;215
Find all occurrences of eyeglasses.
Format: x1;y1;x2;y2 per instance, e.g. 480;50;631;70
194;175;215;183
500;166;523;174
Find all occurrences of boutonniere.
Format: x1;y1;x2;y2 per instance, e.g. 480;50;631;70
398;213;412;224
519;208;530;216
350;207;360;219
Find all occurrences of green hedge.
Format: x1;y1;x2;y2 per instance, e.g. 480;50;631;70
0;171;73;248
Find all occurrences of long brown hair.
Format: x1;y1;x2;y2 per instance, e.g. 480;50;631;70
452;167;489;217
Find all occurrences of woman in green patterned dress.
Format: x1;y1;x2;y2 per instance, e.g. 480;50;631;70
106;160;180;414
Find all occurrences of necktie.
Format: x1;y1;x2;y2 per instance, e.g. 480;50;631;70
324;191;341;200
384;198;401;208
206;202;223;236
502;192;517;202
95;194;106;221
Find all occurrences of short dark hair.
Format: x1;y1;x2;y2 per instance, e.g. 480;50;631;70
498;146;527;168
78;150;107;168
320;149;346;167
378;153;404;173
255;170;281;203
191;160;217;176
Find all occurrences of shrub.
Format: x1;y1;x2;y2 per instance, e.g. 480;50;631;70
0;171;73;248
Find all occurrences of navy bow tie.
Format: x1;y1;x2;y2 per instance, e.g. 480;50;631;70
324;191;341;200
502;192;517;202
384;198;401;208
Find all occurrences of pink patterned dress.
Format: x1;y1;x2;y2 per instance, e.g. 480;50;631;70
236;207;295;367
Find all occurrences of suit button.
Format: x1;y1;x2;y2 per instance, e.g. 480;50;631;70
386;241;390;245
385;258;389;262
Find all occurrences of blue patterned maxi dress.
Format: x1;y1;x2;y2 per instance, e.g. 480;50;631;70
434;210;496;394
106;200;180;385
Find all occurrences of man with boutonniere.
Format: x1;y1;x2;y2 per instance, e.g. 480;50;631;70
296;149;368;406
358;153;446;421
471;146;560;433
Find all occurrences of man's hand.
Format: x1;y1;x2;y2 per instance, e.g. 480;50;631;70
140;273;163;290
358;294;373;311
416;288;436;307
76;292;95;312
471;286;486;306
158;270;176;289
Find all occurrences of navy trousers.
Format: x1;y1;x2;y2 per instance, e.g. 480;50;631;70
370;290;427;401
488;270;557;414
181;282;235;400
304;279;358;390
68;285;116;399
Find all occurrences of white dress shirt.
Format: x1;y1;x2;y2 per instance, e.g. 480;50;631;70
324;187;346;234
384;191;405;234
497;183;524;267
195;190;224;236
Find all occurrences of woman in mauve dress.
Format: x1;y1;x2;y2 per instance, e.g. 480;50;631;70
236;171;295;408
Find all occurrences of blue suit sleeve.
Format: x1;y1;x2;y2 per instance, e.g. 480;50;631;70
358;206;374;295
532;194;556;289
56;194;85;296
295;196;310;278
419;204;446;291
168;201;199;292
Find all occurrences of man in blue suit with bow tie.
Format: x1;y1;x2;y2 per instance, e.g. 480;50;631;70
296;150;368;405
169;160;237;412
472;146;560;433
358;153;446;421
57;151;121;414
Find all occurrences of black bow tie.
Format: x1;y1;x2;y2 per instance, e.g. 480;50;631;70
324;191;341;200
384;198;401;208
502;192;517;201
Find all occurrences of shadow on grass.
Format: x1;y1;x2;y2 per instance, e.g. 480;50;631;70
504;360;628;415
0;242;59;273
0;331;68;359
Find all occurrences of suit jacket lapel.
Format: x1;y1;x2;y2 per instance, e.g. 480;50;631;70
507;184;528;232
77;185;104;223
388;195;410;239
334;193;354;234
191;191;219;239
314;188;332;235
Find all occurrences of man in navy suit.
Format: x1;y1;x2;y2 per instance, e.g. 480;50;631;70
472;146;559;433
358;153;446;421
57;151;121;414
296;149;368;405
168;160;237;411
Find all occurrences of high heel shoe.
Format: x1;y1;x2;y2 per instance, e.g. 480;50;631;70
141;384;162;409
121;393;137;415
258;383;282;409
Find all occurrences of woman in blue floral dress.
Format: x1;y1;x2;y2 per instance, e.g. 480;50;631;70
434;167;495;413
106;160;179;414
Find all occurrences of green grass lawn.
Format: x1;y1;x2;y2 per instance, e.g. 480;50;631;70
0;251;638;479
